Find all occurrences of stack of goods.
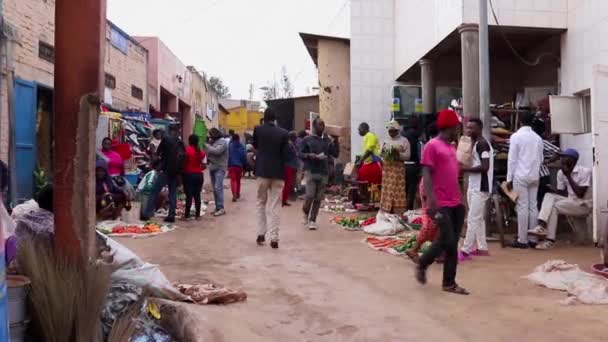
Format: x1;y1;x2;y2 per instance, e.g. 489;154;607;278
401;210;423;230
323;197;356;213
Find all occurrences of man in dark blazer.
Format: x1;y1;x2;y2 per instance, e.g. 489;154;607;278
253;108;289;249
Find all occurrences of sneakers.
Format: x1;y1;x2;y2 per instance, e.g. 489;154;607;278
212;209;226;217
270;241;279;249
528;225;548;236
256;235;265;246
536;240;555;250
282;202;291;207
308;221;318;230
302;213;309;226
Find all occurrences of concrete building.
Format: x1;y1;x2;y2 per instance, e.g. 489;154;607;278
188;66;220;130
300;32;351;162
0;0;148;200
135;37;193;137
219;99;262;135
352;0;608;239
104;21;149;112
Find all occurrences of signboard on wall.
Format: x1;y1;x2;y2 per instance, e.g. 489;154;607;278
110;27;129;54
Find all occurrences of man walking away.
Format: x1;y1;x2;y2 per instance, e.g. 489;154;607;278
206;128;229;217
142;124;185;223
253;109;289;248
282;132;299;207
415;109;468;295
402;116;422;210
300;118;340;230
528;148;592;249
460;119;493;259
506;112;544;248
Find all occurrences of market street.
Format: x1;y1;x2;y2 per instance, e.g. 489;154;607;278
120;178;605;342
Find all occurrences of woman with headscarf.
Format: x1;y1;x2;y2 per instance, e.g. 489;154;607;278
96;159;129;220
379;119;410;214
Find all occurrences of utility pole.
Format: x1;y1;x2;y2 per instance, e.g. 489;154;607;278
54;0;106;257
479;0;491;140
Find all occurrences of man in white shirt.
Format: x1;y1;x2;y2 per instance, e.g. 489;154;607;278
506;112;544;248
528;148;592;249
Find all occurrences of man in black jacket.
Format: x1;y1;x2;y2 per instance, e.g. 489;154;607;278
300;118;339;230
253;108;289;249
402;116;422;210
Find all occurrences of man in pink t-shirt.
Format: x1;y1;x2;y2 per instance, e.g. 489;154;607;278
415;109;468;295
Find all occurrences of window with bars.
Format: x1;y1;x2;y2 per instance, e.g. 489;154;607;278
105;73;116;89
131;85;143;100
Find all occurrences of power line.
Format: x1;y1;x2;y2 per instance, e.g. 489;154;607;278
488;0;560;66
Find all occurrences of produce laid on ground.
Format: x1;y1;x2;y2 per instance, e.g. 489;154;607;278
367;233;431;257
331;215;375;230
97;220;173;237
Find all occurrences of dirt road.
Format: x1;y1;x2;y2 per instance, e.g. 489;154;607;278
121;179;605;341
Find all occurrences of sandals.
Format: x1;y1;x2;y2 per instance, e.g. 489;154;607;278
442;284;470;295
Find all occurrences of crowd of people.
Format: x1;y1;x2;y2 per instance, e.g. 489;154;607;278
90;104;595;296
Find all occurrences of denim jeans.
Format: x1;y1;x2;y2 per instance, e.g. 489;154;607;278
210;168;226;210
143;172;177;219
303;172;328;223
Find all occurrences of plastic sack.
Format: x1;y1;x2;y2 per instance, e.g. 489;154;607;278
363;212;405;236
525;260;608;305
99;233;188;301
10;200;39;222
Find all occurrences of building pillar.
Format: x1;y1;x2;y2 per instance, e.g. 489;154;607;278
458;23;480;119
419;59;435;114
54;0;106;257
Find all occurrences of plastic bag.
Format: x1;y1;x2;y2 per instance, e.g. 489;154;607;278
363;212;405;236
456;136;473;167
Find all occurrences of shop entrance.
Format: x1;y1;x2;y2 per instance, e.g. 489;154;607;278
14;79;54;202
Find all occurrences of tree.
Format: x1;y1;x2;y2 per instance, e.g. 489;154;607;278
262;66;293;101
208;76;231;98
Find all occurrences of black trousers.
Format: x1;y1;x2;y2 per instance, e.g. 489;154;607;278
537;175;551;211
418;205;465;287
183;173;204;218
405;164;421;210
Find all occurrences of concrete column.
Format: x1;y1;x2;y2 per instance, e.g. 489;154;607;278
54;0;106;257
458;23;480;119
419;59;435;114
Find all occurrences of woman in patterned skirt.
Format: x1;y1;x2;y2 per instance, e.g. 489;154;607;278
380;120;411;214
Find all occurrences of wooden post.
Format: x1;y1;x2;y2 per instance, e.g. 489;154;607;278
53;0;106;257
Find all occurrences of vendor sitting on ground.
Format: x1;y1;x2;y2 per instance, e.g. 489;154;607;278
528;148;592;250
96;159;130;220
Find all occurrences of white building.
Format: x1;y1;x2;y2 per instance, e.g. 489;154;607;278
351;0;608;239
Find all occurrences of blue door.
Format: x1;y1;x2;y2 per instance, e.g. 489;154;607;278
15;79;37;201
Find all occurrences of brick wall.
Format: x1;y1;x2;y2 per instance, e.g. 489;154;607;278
0;0;56;161
0;0;149;162
105;24;149;111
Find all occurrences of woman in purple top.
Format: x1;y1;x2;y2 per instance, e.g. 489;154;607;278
415;109;468;296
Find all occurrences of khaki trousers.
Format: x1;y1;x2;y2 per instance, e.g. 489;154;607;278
538;193;591;240
257;177;284;242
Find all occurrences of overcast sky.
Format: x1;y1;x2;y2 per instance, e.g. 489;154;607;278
107;0;350;101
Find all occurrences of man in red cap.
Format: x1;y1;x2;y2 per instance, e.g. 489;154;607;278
415;109;469;295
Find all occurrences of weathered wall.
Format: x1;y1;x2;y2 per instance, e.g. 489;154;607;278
1;0;56;161
318;39;351;162
293;96;319;132
104;24;149;111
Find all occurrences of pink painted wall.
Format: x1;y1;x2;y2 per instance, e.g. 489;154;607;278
134;37;192;109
